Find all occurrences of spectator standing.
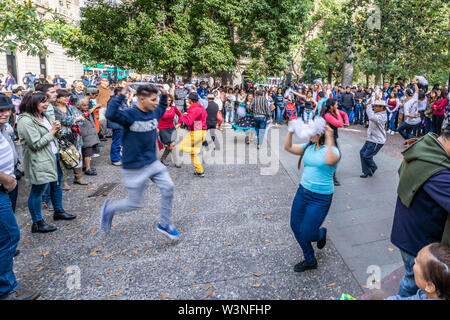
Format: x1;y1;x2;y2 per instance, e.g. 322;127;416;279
52;75;67;89
97;78;112;137
17;92;76;234
390;122;450;297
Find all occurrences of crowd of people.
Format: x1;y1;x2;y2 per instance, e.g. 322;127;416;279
0;72;449;300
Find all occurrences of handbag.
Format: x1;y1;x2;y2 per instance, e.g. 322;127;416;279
58;136;81;169
349;110;355;123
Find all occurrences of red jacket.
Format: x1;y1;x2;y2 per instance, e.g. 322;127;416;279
181;103;207;130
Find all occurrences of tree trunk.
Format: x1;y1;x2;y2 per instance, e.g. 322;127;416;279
366;74;370;88
221;71;233;87
327;67;332;85
341;42;354;87
186;64;193;83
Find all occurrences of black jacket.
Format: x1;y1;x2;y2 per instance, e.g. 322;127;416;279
340;92;355;108
206;101;219;129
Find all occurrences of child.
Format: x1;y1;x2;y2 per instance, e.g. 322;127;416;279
101;84;179;240
383;243;450;300
76;98;100;176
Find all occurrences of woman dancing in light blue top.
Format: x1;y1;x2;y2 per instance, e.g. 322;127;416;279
284;117;340;272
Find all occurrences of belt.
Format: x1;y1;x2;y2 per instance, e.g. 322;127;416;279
254;114;267;117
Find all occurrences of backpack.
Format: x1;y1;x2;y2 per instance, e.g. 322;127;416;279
285;102;297;120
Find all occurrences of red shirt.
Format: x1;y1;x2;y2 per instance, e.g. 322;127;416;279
158;106;182;129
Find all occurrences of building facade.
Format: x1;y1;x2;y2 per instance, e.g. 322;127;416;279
0;0;84;88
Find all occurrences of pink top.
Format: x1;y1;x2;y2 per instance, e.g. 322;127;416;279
158;105;182;129
431;98;448;116
324;109;349;128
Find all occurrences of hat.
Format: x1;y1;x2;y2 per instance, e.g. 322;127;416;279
405;88;414;96
177;81;184;86
188;92;199;101
86;86;99;95
373;100;386;107
0;94;14;110
207;94;215;99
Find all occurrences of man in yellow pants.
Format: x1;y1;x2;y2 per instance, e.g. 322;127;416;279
179;92;208;177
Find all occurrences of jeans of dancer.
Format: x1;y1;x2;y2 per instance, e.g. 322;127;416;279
303;110;313;124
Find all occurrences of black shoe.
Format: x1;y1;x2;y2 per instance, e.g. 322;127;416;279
83;167;96;172
84;169;97;176
333;177;341;186
193;171;205;177
31;220;57;233
294;260;318;272
53;210;76;221
317;228;327;249
14;249;20;257
0;288;40;300
360;173;372;178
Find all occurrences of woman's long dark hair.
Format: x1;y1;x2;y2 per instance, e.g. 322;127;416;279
320;98;338;117
19;91;48;117
297;135;326;170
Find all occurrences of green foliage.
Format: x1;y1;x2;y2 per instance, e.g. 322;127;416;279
0;0;67;56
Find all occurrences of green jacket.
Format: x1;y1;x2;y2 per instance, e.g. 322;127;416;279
397;133;450;208
397;133;450;248
16;112;59;185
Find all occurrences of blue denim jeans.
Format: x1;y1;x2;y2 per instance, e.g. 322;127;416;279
387;111;397;131
253;117;268;146
225;109;234;123
398;249;419;297
290;185;333;262
398;122;420;140
0;189;20;298
28;154;63;222
8;185;18;214
424;116;432;135
303;110;313;123
110;129;122;163
276;106;285;122
354;103;364;124
360;141;384;175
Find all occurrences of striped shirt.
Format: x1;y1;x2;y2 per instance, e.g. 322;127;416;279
248;96;271;117
0;125;15;184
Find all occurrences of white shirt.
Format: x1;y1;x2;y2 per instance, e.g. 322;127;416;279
42;116;58;154
403;93;421;125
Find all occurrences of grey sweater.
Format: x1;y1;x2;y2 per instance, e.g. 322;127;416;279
366;104;387;144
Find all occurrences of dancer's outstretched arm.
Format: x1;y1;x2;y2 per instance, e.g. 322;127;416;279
324;126;339;166
284;131;304;155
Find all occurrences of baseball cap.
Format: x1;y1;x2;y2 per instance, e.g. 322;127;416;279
405;88;414;96
188;92;199;101
0;94;14;110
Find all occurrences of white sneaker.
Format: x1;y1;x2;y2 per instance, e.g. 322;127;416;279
92;153;100;158
390;130;395;135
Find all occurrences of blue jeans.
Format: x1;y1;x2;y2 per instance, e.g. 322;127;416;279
0;189;20;298
225;109;234;123
254;117;267;146
296;104;304;119
398;249;419;297
275;106;285;122
398;122;420;140
360;141;383;175
28;154;64;222
343;107;353;119
110;129;122;163
290;185;333;262
424;117;432;135
303;110;313;123
8;185;18;214
387;111;397;131
354;103;364;124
